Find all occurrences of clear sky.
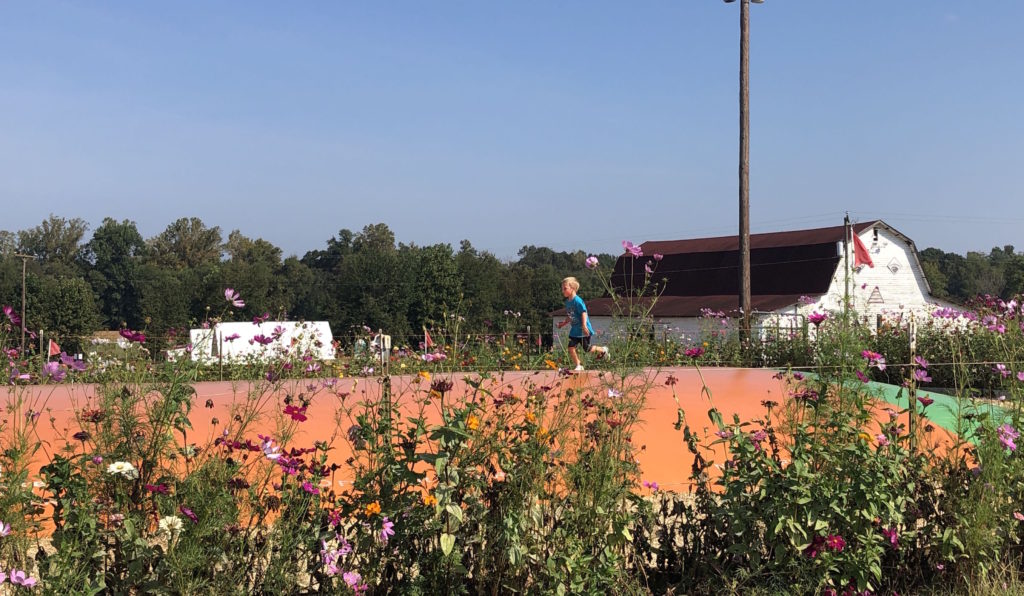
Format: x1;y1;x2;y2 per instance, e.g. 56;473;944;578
1;2;1021;260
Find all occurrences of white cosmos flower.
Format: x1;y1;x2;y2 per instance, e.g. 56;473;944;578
107;461;139;479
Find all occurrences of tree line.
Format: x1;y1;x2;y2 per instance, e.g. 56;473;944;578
2;215;1017;354
0;216;613;353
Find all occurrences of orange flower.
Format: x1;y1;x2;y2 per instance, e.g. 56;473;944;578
525;411;537;424
544;359;557;370
365;501;381;517
466;415;480;431
418;371;431;382
422;493;437;507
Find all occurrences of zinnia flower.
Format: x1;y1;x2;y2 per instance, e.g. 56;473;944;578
158;515;184;537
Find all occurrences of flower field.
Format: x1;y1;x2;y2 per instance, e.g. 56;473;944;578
3;289;1024;595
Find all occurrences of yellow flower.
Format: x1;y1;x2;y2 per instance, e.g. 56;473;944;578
703;341;709;347
537;426;549;441
422;493;437;507
544;359;557;370
466;415;480;431
858;432;872;442
365;501;381;517
418;371;431;382
513;364;521;370
525;411;537;424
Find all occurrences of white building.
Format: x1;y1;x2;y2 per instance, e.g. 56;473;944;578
553;220;959;344
179;320;335;364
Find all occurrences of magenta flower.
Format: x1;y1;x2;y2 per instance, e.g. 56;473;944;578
144;483;170;494
914;369;932;383
875;433;890;447
750;429;767;442
42;361;66;382
881;527;899;549
0;520;10;536
1017;371;1024;382
252;334;274;346
224;288;245;309
653;253;664;261
585;255;599;269
642;480;660;492
684;347;705;359
714;429;734;440
253;312;270;325
119;328;146;343
856;370;870;383
917;396;934;407
914;356;929;369
825;534;846;552
179;505;198;523
343;571;363;589
998;424;1019;451
301;481;320;495
2;304;20;325
622;240;643;257
284;405;308;422
224;333;241;342
380;516;395;544
861;350;886;371
808;312;828;326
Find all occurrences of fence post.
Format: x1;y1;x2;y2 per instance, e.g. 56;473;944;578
908;313;917;453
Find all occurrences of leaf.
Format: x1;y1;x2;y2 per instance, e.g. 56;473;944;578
446;503;464;523
440;532;455;556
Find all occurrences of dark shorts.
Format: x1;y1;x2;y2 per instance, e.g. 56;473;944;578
568;335;591;350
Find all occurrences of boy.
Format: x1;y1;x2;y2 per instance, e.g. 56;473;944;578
557;277;609;372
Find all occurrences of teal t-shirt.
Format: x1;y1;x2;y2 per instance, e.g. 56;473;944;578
565;295;593;337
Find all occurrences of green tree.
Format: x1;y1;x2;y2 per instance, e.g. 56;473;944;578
25;275;100;353
17;215;89;276
83;218;146;329
148;217;223;269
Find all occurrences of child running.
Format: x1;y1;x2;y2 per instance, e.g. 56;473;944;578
556;276;609;372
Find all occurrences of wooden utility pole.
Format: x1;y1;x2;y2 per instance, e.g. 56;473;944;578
728;0;763;344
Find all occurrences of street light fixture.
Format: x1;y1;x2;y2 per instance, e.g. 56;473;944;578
724;0;763;347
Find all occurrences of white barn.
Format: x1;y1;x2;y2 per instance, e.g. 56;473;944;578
554;220;959;344
183;320;335;364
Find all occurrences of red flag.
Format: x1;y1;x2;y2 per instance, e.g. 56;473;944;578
853;233;874;268
48;339;61;357
423;326;435;349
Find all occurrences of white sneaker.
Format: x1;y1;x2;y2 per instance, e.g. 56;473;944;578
602;348;610;362
574;365;585;373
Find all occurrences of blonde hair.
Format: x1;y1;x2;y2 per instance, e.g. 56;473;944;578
562;277;580;291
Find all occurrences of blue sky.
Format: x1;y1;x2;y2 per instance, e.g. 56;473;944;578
1;2;1021;260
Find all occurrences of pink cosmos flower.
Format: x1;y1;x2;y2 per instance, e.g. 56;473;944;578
585;255;599;269
856;370;870;383
998;424;1019;451
644;261;654;274
622;240;643;257
253;334;274;346
224;333;241;342
914;356;929;368
9;569;37;587
0;520;10;536
653;253;663;261
224;288;245;309
42;361;66;382
380;516;395;544
253;312;270;324
119;328;146;343
180;505;198;523
914;369;932;383
642;480;660;492
284;405;308;422
302;481;320;495
1014;511;1024;522
875;433;890;447
995;363;1010;378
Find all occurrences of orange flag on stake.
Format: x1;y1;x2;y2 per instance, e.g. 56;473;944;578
423;326;435;349
853;234;874;269
48;339;61;357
